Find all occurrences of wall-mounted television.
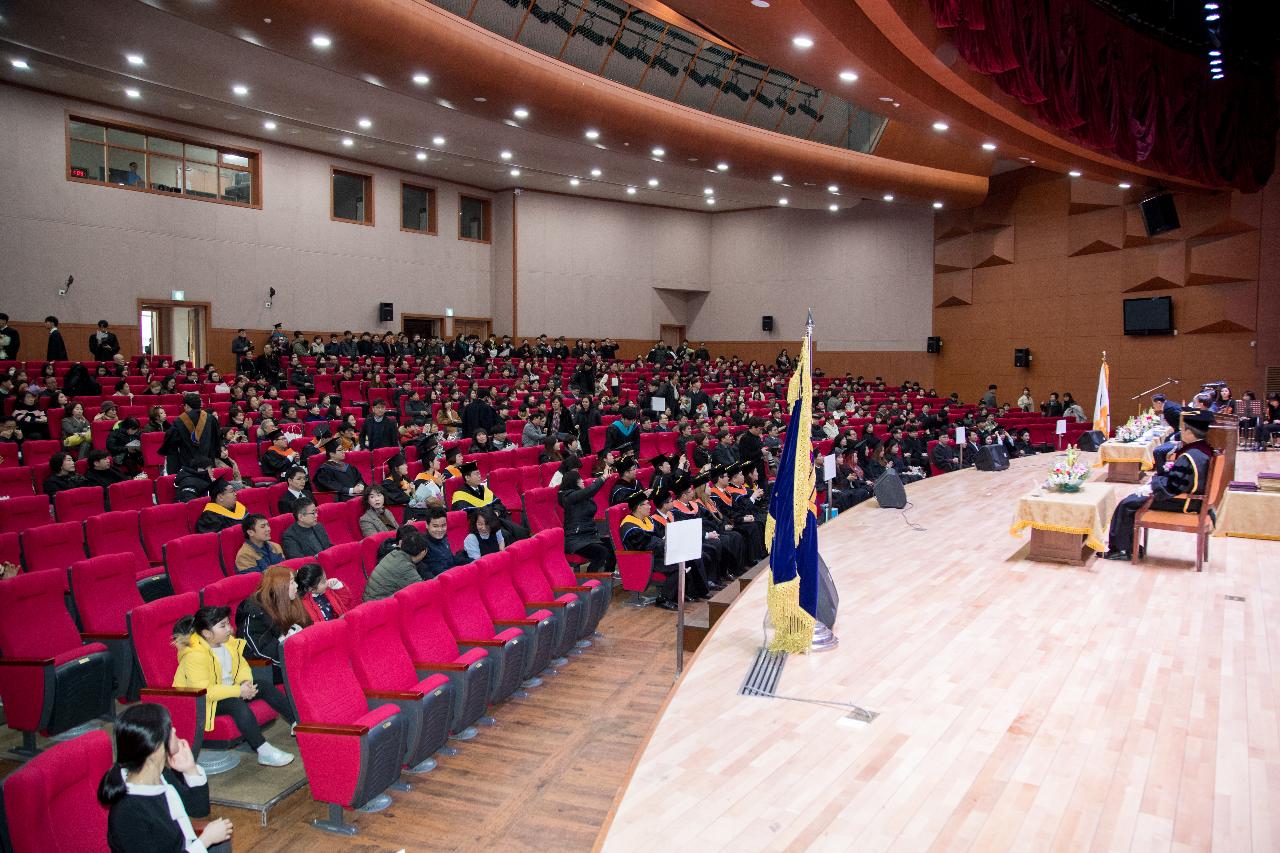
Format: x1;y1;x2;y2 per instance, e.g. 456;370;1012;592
1123;296;1174;336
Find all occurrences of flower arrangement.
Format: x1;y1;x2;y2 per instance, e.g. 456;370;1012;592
1043;447;1090;491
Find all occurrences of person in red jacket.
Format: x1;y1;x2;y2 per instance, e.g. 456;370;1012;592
294;562;352;622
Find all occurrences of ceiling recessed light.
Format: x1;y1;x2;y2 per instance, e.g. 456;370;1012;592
569;178;580;186
1212;72;1224;79
792;35;814;49
513;107;529;119
416;151;427;161
412;73;430;86
11;59;30;70
124;88;141;99
703;187;714;195
473;96;487;102
1205;13;1219;21
892;102;900;108
311;35;332;48
706;198;716;205
878;96;894;102
125;53;145;66
827;184;839;193
357;118;372;129
1209;58;1222;65
981;142;997;151
231;84;249;96
626;187;637;195
651;147;665;157
584;129;600;140
772;174;784;183
1208;49;1221;57
263;120;277;130
341;137;354;147
882;194;894;202
1118;182;1131;189
647;178;659;187
499;150;513;160
432;135;446;146
932;201;944;209
829;204;839;212
751;0;770;6
590;168;602;177
1068;169;1082;177
509;168;521;177
716;162;729;171
839;70;858;83
778;198;788;206
932;121;949;132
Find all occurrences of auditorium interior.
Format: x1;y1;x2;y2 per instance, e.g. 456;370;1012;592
0;0;1278;851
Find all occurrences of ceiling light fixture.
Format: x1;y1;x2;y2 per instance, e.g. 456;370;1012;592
626;187;637;195
882;194;894;202
778;198;788;206
416;151;427;161
792;35;814;49
510;168;521;177
827;184;838;193
716;162;729;171
584;129;600;140
751;0;770;7
311;35;332;48
432;135;446;146
263;120;277;130
341;137;354;147
1068;169;1082;177
1212;72;1224;79
124;88;140;99
513;107;529;119
839;70;858;83
772;174;784;183
11;59;30;70
1205;12;1219;21
706;198;716;205
1118;182;1131;189
829;204;839;212
932;201;944;209
125;53;145;66
651;147;665;157
647;178;659;187
473;96;487;102
357;118;372;129
570;178;580;186
981;142;997;151
703;187;714;195
590;168;602;177
499;150;513;160
412;73;430;86
932;121;949;132
231;84;249;96
878;96;894;102
1208;49;1221;56
1210;57;1222;65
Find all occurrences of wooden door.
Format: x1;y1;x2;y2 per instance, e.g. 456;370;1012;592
660;324;686;347
402;315;443;339
454;318;491;339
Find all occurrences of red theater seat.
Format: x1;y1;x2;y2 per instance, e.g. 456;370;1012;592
163;533;225;595
506;536;589;651
0;466;35;498
106;477;154;512
317;541;368;603
476;550;559;678
20;521;86;577
84;510;162;584
70;553;147;699
318;500;361;546
139;503;190;562
0;728;112;853
1;495;51;534
536;528;611;637
435;563;528;704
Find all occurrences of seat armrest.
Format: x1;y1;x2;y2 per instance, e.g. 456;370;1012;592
493;618;538;626
0;657;55;667
576;572;615;579
414;661;469;671
81;631;129;641
365;689;424;701
246;659;272;668
461;638;508;647
525;601;566;608
294;723;370;736
141;686;207;698
554;585;591;593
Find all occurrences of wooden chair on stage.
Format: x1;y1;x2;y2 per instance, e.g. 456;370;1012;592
1131;450;1225;572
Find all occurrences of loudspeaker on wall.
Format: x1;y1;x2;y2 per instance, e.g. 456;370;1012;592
1014;347;1031;368
927;336;941;354
761;315;774;332
379;302;394;322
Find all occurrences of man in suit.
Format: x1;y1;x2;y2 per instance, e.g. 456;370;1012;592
461;386;499;439
736;417;767;484
930;434;961;473
359;399;399;450
45;315;68;361
710;430;739;466
88;320;121;361
1104;411;1215;560
960;432;984;467
0;313;20;360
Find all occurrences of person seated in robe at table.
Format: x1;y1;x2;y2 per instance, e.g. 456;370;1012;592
649;486;718;594
259;429;299;482
649;453;681;496
691;473;750;578
450;461;529;541
1150;393;1183;470
960;432;984;468
619;490;707;611
1103;410;1215;561
668;473;735;587
724;462;767;559
313;436;366;501
194;475;247;534
609;455;644;506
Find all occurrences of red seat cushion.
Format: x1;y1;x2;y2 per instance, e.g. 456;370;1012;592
454;647;488;668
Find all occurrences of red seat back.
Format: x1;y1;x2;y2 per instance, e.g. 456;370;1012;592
201;571;264;614
507;537;559;603
0;466;35;498
476;551;528;621
318;541;368;602
537;527;579;588
163;533;226;595
488;467;522;520
20;521;87;575
522;486;562;533
107;478;153;512
0;571;85;657
0;729;112;853
217;525;245;573
283;619;380;727
345;598;421;692
139;503;190;562
446;510;469;552
237;486;274;517
361;531;396;575
85;510;148;567
70;554;146;635
154;474;177;504
267;513;293;545
435;562;498;641
130;592;199;687
1;494;51;534
318;500;360;546
606;503;629;550
394;580;464;663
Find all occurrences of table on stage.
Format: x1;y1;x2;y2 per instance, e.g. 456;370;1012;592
1010;480;1116;564
1097;427;1172;483
1213;488;1280;540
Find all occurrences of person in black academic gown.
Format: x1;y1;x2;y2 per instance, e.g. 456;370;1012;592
1104;410;1215;560
609;455;644;506
160;394;220;476
314;437;367;501
619;490;708;610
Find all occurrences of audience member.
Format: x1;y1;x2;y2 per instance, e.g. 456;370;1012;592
281;498;331;559
235;514;284;573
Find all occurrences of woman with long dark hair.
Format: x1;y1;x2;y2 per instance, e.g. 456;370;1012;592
98;703;234;852
558;465;613;571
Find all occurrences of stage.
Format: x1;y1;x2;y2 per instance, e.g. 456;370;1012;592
599;451;1280;852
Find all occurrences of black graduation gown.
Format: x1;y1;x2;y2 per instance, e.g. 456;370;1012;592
1107;441;1212;553
315;461;365;500
620;515;707;602
160;411;221;476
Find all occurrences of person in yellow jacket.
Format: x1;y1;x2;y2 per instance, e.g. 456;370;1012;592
171;605;296;767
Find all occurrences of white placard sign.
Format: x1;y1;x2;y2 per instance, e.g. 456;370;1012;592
823;454;837;482
664;518;703;565
955;426;966;445
1056;419;1068;435
650;397;667;412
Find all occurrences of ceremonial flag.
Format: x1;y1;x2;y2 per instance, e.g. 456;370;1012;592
1093;355;1111;435
763;311;820;653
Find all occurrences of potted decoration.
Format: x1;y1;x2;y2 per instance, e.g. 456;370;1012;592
1043;447;1090;492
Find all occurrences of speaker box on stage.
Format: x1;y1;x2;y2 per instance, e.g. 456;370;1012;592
815;553;839;630
872;470;907;508
1077;430;1107;452
975;445;1010;471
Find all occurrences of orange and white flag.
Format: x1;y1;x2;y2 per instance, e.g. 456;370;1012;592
1093;357;1110;435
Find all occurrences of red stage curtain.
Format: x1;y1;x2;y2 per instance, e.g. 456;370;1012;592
928;0;1275;191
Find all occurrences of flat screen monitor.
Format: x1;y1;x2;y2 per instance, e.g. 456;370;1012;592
1139;193;1180;236
1123;296;1173;336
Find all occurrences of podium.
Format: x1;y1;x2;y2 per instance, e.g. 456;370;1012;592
1207;412;1238;484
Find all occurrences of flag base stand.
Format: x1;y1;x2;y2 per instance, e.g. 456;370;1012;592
810;622;839;652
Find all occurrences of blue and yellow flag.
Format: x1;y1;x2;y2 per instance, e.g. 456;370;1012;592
763;312;819;653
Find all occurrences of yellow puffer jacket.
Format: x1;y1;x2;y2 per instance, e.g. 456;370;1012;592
173;633;253;731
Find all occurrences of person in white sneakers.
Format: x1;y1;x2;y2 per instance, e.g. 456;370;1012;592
172;605;296;767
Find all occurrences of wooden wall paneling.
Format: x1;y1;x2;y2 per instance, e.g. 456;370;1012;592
1122;242;1185;292
934;270;973;307
1066;207;1124;257
4;320;141;364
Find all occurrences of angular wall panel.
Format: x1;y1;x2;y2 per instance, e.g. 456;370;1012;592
972;226;1014;268
934;269;972;307
1122;242;1185;292
1067;207;1123;257
1185;230;1260;286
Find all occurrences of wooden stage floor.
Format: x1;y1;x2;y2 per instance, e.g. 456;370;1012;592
600;450;1280;853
